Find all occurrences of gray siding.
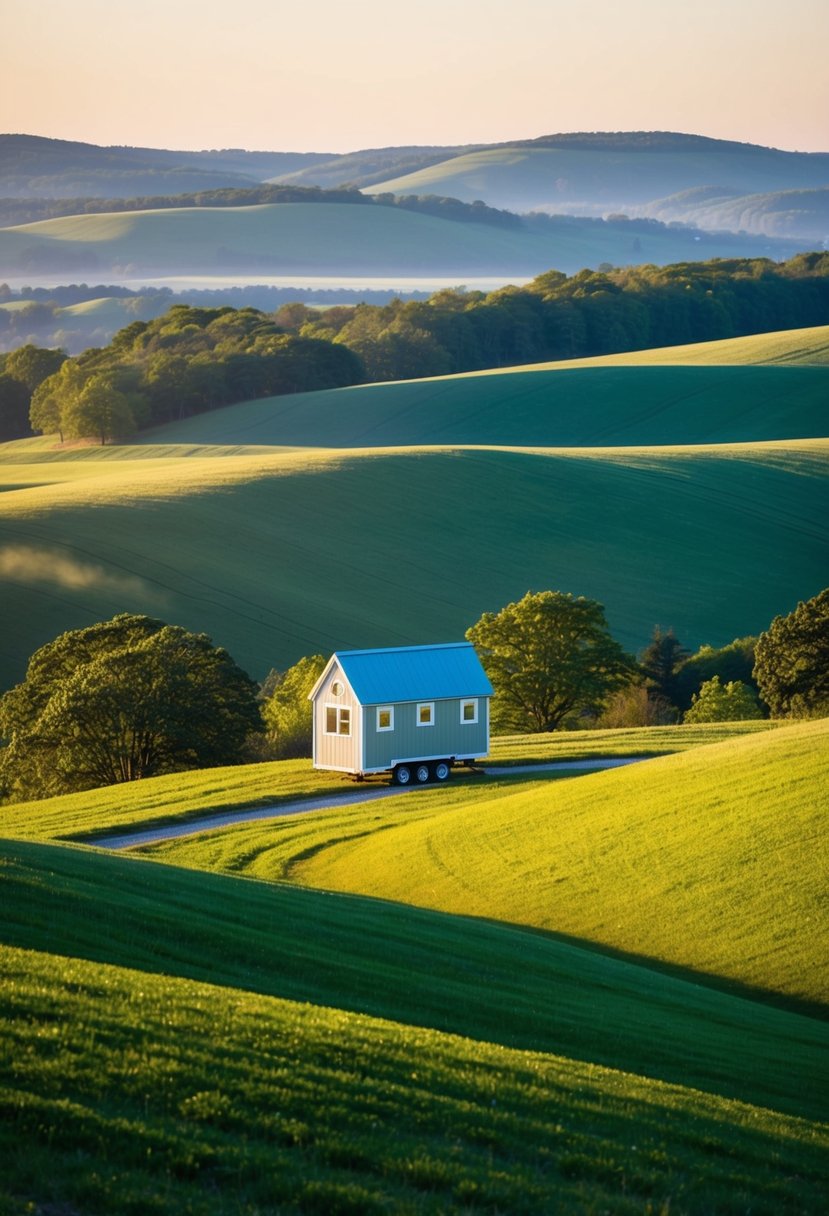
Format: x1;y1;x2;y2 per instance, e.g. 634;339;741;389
363;697;488;770
312;661;362;772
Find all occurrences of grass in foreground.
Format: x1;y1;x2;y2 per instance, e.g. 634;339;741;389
1;836;826;1122
144;721;828;1010
3;945;826;1216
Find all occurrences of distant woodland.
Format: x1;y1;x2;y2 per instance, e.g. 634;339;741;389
3;253;828;443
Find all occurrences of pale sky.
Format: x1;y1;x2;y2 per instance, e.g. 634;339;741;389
1;0;827;153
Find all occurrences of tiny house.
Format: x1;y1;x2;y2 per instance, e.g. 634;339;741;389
309;642;493;783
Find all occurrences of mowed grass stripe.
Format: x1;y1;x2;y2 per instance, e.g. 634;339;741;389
0;445;826;687
2;945;827;1216
1;837;827;1123
214;720;825;1010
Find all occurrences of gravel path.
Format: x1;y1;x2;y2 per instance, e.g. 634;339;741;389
96;756;649;850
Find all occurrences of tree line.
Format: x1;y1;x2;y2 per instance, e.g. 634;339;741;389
295;252;829;381
3;252;828;444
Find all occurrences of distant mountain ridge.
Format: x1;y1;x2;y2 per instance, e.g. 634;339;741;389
1;131;826;254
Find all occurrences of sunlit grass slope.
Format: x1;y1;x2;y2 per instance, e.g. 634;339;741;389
3;946;827;1216
0;199;791;278
0;722;775;844
153;721;827;1009
0;442;825;687
1;837;827;1123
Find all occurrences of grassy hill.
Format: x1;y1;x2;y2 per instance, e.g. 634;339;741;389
2;940;826;1215
143;720;827;1009
366;138;829;215
2;717;827;1210
0;199;800;281
0;439;826;688
0;325;826;688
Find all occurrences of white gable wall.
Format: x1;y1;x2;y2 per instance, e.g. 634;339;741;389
311;659;363;772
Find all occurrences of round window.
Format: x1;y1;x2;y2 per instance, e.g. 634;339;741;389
331;680;344;696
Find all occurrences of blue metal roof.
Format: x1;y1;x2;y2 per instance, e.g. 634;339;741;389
335;642;493;706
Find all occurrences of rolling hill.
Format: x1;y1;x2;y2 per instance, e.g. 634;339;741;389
142;720;827;1009
366;134;829;216
0;199;802;282
4;941;825;1216
1;719;826;1210
0;325;826;690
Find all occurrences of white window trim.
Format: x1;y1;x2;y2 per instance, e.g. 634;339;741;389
416;702;435;727
460;698;479;724
376;705;395;732
324;703;351;737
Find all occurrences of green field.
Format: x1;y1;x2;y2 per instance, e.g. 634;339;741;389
0;440;826;689
3;943;826;1216
0;326;826;689
0;721;775;843
1;718;826;1210
2;719;828;1212
0;198;799;280
134;720;828;1010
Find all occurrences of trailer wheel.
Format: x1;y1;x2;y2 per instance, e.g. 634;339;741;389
393;764;412;786
415;763;431;784
433;760;451;782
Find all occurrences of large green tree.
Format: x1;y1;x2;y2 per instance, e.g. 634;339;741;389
753;589;829;719
61;374;136;445
0;614;262;801
466;590;634;733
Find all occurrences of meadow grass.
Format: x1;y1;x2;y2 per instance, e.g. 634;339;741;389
0;756;350;841
0;441;825;689
2;943;827;1216
0;722;773;843
141;721;828;1010
1;836;827;1123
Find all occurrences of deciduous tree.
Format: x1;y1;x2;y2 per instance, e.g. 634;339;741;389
753;589;829;718
262;653;327;758
466;590;634;733
684;676;763;723
0;614;261;801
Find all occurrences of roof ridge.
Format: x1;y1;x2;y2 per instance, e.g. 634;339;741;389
336;641;472;658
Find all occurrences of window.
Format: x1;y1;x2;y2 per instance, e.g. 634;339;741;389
376;706;394;732
460;698;478;724
325;705;351;736
417;702;434;727
331;680;344;696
